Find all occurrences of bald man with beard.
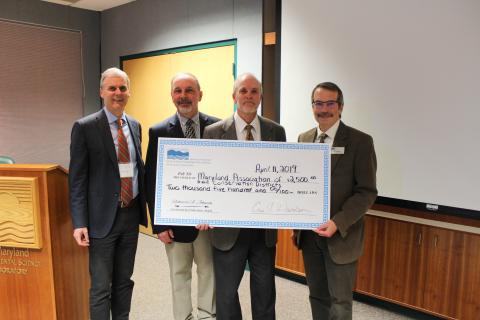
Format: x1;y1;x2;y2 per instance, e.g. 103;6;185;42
145;73;219;320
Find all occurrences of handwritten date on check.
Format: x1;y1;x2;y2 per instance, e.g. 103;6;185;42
154;138;330;229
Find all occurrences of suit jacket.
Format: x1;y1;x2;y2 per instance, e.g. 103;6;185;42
203;115;287;251
69;109;148;238
297;121;377;264
145;112;220;242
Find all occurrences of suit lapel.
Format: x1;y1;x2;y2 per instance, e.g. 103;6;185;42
302;128;317;143
168;114;185;138
331;121;348;172
126;115;142;160
199;112;208;137
97;110;118;168
259;116;274;141
222;116;238;140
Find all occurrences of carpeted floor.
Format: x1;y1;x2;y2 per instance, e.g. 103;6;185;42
130;233;417;320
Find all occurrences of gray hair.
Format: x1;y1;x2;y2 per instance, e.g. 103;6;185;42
233;73;263;94
100;67;130;88
170;72;201;90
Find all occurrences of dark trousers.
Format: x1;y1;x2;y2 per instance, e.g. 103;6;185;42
88;200;140;320
301;231;357;320
213;229;276;320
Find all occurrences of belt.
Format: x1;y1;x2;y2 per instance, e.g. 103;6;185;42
119;196;138;209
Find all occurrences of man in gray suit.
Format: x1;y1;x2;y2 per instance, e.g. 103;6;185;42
202;73;286;320
295;82;377;319
69;67;148;320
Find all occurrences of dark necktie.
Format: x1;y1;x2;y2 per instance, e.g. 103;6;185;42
117;119;133;206
319;133;328;143
245;124;254;141
185;119;196;138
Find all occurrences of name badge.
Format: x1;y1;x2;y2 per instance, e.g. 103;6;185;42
331;147;345;155
119;163;134;178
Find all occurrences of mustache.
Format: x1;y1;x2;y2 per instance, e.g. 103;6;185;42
176;98;192;105
316;112;333;118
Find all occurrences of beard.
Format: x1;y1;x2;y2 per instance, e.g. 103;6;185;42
175;98;194;116
238;102;258;114
177;104;193;115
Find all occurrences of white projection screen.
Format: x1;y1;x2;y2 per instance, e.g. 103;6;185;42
280;0;480;213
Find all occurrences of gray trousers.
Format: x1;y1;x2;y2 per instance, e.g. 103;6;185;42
213;229;276;320
301;231;357;320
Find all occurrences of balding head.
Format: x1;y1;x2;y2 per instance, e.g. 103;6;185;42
233;73;262;123
233;73;262;95
171;72;201;91
170;72;203;119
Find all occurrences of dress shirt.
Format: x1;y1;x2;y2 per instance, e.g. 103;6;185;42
177;112;200;138
234;111;261;141
315;119;341;146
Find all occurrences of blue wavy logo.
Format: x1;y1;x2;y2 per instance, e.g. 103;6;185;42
167;149;189;160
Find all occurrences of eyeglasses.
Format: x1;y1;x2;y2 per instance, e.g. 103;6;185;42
312;100;338;108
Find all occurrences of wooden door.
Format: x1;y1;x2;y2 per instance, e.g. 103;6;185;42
422;226;480;319
356;216;424;307
121;41;236;234
454;232;480;320
123;43;236;157
422;226;458;317
355;215;386;294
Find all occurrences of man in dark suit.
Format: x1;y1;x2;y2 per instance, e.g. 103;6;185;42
145;73;219;320
295;82;377;319
202;73;286;320
69;67;148;320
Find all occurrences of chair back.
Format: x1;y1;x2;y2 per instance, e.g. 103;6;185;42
0;156;15;164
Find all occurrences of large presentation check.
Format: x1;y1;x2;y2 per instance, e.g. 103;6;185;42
153;138;330;229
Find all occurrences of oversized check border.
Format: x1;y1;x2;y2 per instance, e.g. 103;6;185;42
154;138;330;229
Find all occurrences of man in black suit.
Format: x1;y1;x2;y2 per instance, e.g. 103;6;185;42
145;73;219;320
295;82;377;319
69;67;148;320
202;73;286;320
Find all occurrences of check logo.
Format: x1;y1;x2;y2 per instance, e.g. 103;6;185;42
167;149;189;160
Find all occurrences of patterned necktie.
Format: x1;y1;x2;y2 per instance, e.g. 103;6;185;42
245;124;254;141
185;119;196;138
319;133;328;143
117;119;133;206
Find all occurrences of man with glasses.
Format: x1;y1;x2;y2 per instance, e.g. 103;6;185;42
294;82;377;319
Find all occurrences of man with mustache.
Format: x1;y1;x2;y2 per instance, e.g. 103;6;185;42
294;82;377;319
145;73;219;320
202;73;286;320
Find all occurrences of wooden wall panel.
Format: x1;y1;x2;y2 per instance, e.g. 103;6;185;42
275;229;305;275
276;211;480;319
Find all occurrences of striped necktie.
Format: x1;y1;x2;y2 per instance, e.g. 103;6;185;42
117;119;133;206
184;119;196;138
